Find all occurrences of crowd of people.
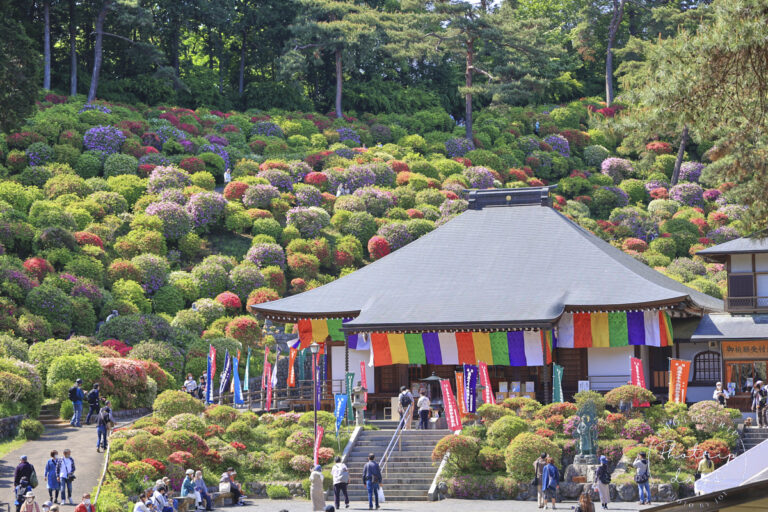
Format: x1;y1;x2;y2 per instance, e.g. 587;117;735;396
309;453;382;512
131;467;246;512
13;450;83;512
181;373;208;401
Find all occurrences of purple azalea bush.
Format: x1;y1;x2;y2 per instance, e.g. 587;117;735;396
368;162;396;187
679;162;705;183
707;226;740;244
257;169;293;192
132;253;170;294
445;138;475;158
242;184;280;209
336;127;361;145
519;137;541;155
601;158;634;183
206;134;229;146
353;186;395;217
288;161;312;183
83;125;126;154
229;264;266;301
644;179;669;193
79;103;111;114
145;201;193;240
138;153;172;166
669;183;704;207
246;243;286;269
185;192;227;228
545;135;570;157
335;147;356;159
609;207;658;240
293;184;323;207
345;165;376;192
286;206;330;238
147;165;192;194
377;222;414;251
463;166;495;189
601;186;630;207
703;189;721;202
199;143;230;169
251;122;284;138
160;188;187;205
25;143;55;166
155;125;186;144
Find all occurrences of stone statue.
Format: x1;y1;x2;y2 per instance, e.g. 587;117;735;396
573;400;598;464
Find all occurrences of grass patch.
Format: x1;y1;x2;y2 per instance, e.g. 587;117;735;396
0;438;27;458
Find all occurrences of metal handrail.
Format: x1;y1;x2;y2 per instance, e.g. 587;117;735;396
380;402;413;475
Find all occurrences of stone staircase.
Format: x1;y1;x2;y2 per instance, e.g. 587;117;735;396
38;403;69;429
741;427;768;451
336;427;450;502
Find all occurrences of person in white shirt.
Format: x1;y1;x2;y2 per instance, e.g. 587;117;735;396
331;456;349;509
133;492;152;512
58;450;75;505
182;374;197;395
417;391;431;430
224;169;231;184
713;382;729;406
152;485;171;512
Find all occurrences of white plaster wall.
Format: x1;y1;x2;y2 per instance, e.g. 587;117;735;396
330;346;375;393
587;346;634;377
677;341;721;382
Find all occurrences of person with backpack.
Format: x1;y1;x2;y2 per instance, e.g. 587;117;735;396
594;455;611;510
397;386;414;430
84;383;102;425
58;449;76;505
752;381;767;427
633;452;651;505
533;452;547;508
574;493;595;512
416;391;431;430
331;456;350;509
14;455;36;487
540;456;559;510
362;453;382;510
44;451;60;503
69;379;85;428
15;478;33;512
96;401;114;452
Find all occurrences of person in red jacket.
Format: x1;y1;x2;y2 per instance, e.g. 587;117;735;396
73;494;94;512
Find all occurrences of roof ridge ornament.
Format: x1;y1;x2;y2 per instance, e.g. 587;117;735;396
466;186;556;209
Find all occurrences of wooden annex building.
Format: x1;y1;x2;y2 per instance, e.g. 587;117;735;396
251;187;722;416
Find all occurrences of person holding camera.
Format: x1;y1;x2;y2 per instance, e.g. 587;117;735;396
57;449;76;505
713;382;729;407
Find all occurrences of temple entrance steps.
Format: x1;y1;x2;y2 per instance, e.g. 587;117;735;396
334;429;450;502
742;426;768;452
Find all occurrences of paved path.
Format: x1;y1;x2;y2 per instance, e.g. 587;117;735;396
0;415;140;508
238;498;658;512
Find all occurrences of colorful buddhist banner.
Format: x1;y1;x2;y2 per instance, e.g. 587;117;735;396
464;364;478;413
297;318;353;348
313;425;324;466
334;394;347;434
264;362;272;410
287;348;298;387
669;359;691;404
630;357;650;407
556;310;673;348
261;346;270;389
360;361;368;410
345;372;355;422
441;379;462;431
552;363;564;403
478;361;495;405
455;371;467;417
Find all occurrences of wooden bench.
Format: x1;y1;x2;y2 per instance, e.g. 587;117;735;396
212;492;234;507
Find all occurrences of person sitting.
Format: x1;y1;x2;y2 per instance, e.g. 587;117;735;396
133;491;152;512
180;470;199;509
152;485;173;512
193;470;213;511
219;468;243;506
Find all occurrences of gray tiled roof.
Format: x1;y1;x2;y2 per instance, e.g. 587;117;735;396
251;188;722;331
698;233;768;257
691;313;768;341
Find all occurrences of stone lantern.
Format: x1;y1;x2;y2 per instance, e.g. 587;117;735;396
352;384;367;426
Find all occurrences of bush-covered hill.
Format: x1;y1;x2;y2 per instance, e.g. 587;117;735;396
0;95;738;417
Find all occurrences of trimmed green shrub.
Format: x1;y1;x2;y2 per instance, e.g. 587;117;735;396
153;390;206;421
487;414;529;448
18;418;44;439
505;433;561;481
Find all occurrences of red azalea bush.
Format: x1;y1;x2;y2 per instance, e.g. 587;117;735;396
23;257;53;281
75;231;104;249
687;439;731;469
650;188;669;199
215;291;242;313
109;461;130;480
622;238;648;252
390;160;409;173
167;451;194;466
395;171;411;186
304;172;328;187
290;278;307;293
646;141;673;154
137;360;173;392
230;441;246;451
98;358;150;409
223;181;249;200
535;427;555;439
406;208;424;219
544;414;565;432
367;236;390;260
141;458;166;474
179;157;206;173
225;316;261;346
334;249;354;268
246;287;280;309
204;424;225;438
101;339;132;356
317;446;335;465
161;430;209;458
534;402;577;420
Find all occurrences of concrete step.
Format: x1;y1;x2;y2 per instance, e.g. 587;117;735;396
346;456;434;463
345;462;437;469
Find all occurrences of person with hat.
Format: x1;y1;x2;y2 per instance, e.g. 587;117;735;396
310;464;325;512
180;469;197;504
752;380;767;427
193;470;212;511
44;451;60;503
713;382;729;407
15;479;33;512
219;468;243;506
41;501;52;512
58;449;76;505
84;383;102;425
20;492;40;512
68;379;85;427
633;451;651;505
73;493;94;512
14;455;35;487
594;455;612;509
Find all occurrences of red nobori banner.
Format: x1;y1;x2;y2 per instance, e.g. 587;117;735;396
441;379;462;432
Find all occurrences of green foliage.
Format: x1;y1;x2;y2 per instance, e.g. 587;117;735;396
153;390;206;421
266;485;291;499
504;433;560;481
46;354;102;394
431;434;480;472
18;418;44;439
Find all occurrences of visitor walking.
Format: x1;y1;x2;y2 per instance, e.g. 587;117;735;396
193;470;213;511
41;501;52;512
96;401;114;452
713;382;729;407
182;374;197;395
84;383;102;425
73;493;95;512
331;456;349;509
541;456;559;510
533;452;547;508
417;391;431;430
20;492;40;512
752;381;767;427
633;452;651;505
44;451;60;503
362;453;382;510
574;493;595;512
14;455;36;487
15;479;33;512
69;379;85;427
594;455;611;509
58;449;76;505
696;451;715;479
398;386;414;429
310;465;325;512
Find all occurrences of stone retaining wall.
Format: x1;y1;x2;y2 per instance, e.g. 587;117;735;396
246;481;306;498
0;415;26;440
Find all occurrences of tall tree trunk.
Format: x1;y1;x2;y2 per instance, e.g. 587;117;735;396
88;1;111;102
218;31;224;95
43;1;51;90
605;0;627;106
69;0;77;96
170;27;180;89
465;39;474;140
671;125;689;186
238;29;247;96
335;48;342;119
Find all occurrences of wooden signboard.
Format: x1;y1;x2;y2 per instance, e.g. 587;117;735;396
722;340;768;359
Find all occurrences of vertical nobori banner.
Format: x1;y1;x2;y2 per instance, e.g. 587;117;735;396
218;349;232;397
313;424;324;466
345;372;355;422
334;393;348;434
288;348;298;388
233;355;244;405
315;358;322;410
463;364;478;413
261;346;270;389
243;348;251;392
669;358;691;403
454;371;467;416
630;356;650;407
440;379;462;431
360;361;368;411
206;347;214;404
552;363;564;403
478;361;495;405
264;362;272;410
